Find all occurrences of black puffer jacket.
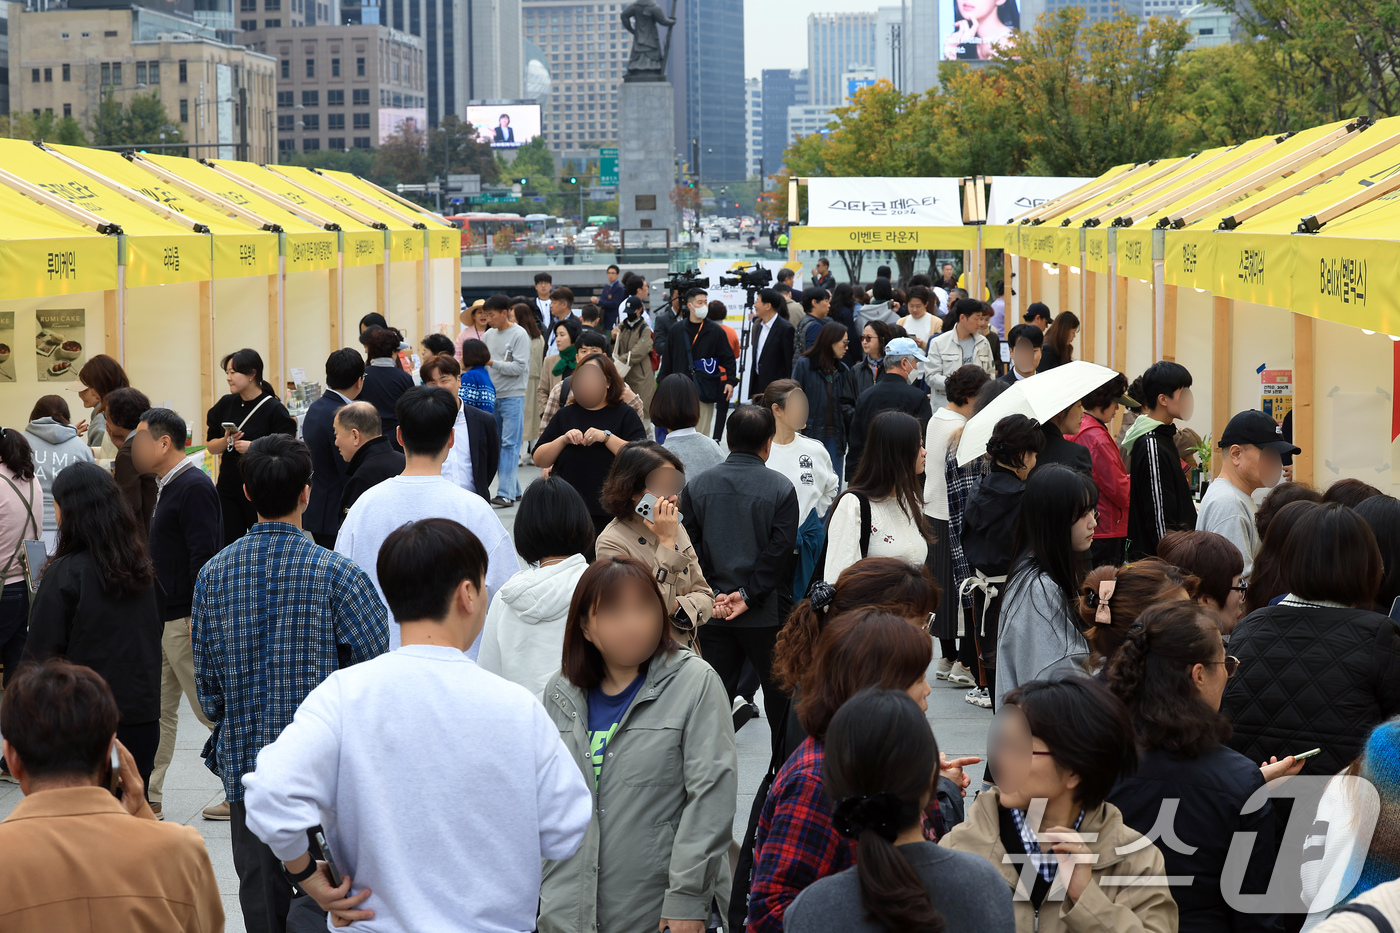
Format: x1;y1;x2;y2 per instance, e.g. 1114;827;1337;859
1222;603;1400;778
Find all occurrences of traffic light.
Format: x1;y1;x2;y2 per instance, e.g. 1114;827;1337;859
567;176;579;185
516;177;529;185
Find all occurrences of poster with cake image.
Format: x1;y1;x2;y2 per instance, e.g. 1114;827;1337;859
0;312;13;383
36;309;85;382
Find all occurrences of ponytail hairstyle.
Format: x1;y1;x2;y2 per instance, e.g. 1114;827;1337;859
0;427;35;482
221;348;276;397
772;558;939;693
1078;559;1198;666
1104;601;1232;757
824;688;946;933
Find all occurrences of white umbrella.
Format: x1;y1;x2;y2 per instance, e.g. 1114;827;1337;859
957;360;1121;466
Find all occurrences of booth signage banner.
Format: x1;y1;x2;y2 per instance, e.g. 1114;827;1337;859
1214;232;1295;308
987;176;1094;225
1163;228;1217;291
1291;231;1400;336
1262;369;1293;424
1084;229;1111;274
1023;226;1059;263
788;225;978;251
35;309;84;382
807;178;963;228
1116;228;1154;281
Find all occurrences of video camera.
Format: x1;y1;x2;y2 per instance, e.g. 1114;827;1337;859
718;265;772;290
664;269;710;294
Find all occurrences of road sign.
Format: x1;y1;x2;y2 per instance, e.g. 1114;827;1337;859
450;198;465;205
532;196;547;203
467;193;519;204
588;186;615;202
447;174;481;195
599;147;619;186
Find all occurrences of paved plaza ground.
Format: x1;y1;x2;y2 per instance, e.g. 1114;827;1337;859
0;464;993;932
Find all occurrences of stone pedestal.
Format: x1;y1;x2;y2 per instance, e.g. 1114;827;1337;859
619;80;677;243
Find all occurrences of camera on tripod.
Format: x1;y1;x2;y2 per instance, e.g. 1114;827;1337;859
718;266;772;290
664;269;710;293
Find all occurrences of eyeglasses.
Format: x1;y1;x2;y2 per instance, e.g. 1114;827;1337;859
1207;656;1242;678
1230;582;1249;594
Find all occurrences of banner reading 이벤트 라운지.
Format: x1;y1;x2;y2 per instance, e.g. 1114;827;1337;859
807;178;964;228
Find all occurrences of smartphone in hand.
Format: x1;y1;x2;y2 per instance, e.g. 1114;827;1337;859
313;828;343;888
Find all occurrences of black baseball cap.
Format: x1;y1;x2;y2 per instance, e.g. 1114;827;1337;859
1023;302;1052;323
1219;410;1301;463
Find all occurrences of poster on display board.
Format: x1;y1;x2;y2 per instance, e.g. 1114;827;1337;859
35;309;84;382
0;313;13;385
942;0;1020;62
807;178;963;228
1262;369;1293;424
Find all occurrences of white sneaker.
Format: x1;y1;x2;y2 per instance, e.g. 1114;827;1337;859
947;661;977;686
934;657;953;681
965;686;992;709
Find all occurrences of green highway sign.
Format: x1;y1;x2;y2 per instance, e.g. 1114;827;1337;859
468;193;520;204
599;147;619;187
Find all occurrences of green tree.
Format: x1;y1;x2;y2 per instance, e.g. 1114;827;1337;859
89;92;184;147
1171;44;1286;151
504;136;562;214
0;111;86;144
426;114;500;185
285;147;377;175
372;123;428;192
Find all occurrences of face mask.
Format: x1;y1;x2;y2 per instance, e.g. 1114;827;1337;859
906;366;920;385
692;304;709;321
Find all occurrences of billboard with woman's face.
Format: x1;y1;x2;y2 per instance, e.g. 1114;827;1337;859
466;102;543;148
942;0;1020;61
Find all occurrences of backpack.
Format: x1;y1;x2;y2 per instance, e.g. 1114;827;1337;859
1329;904;1395;933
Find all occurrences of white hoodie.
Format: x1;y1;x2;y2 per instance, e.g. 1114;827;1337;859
477;553;588;700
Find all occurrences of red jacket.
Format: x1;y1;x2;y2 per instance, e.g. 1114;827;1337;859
1071;412;1130;539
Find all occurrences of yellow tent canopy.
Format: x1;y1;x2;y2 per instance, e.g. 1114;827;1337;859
0;180;118;298
268;165;424;261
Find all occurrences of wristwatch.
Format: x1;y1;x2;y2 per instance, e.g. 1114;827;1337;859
282;858;318;886
603;430;613;439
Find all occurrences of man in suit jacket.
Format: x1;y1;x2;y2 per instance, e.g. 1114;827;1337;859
302;349;365;548
420;353;501;500
847;337;934;471
748;288;795;401
334;402;405;520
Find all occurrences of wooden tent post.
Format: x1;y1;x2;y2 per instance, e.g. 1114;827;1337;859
1163;284;1179;362
1293;314;1315;484
1212;296;1233;476
1114;274;1128;374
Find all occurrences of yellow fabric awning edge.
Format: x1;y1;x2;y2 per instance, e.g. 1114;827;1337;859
266;165;424;259
789;225;979;251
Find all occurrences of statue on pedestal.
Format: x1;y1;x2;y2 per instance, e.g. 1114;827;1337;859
620;0;676;82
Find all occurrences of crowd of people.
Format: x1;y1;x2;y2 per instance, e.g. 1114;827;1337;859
3;258;1400;933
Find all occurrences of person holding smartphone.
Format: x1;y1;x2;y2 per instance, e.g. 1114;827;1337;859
595;440;713;647
205;348;297;545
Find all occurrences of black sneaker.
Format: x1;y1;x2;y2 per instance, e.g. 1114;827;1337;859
489;495;513;508
732;696;758;733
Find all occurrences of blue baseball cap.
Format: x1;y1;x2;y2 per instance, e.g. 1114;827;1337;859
883;336;930;363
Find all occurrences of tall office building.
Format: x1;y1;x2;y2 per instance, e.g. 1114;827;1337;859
745;76;761;180
1041;0;1140;25
875;5;902;87
900;0;937;94
323;0;518;127
760;67;806;175
669;0;746;184
522;1;627;157
807;11;875;107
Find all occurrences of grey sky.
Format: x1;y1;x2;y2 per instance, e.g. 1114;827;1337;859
745;0;887;80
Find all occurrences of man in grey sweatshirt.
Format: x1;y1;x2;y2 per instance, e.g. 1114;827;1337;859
480;294;531;507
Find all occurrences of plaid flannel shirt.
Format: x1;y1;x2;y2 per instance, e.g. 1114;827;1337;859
538;379;647;435
747;737;856;933
191;522;388;802
1011;807;1086;884
946;444;985;614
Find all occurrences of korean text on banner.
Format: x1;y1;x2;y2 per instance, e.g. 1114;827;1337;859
807;177;963;228
987;176;1094;225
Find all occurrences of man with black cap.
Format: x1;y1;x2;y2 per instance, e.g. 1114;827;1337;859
1023;302;1052;332
1197;409;1301;579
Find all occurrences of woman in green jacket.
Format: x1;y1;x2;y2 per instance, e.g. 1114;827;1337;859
540;556;738;933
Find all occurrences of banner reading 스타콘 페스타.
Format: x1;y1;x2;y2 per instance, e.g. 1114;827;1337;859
807;178;963;228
